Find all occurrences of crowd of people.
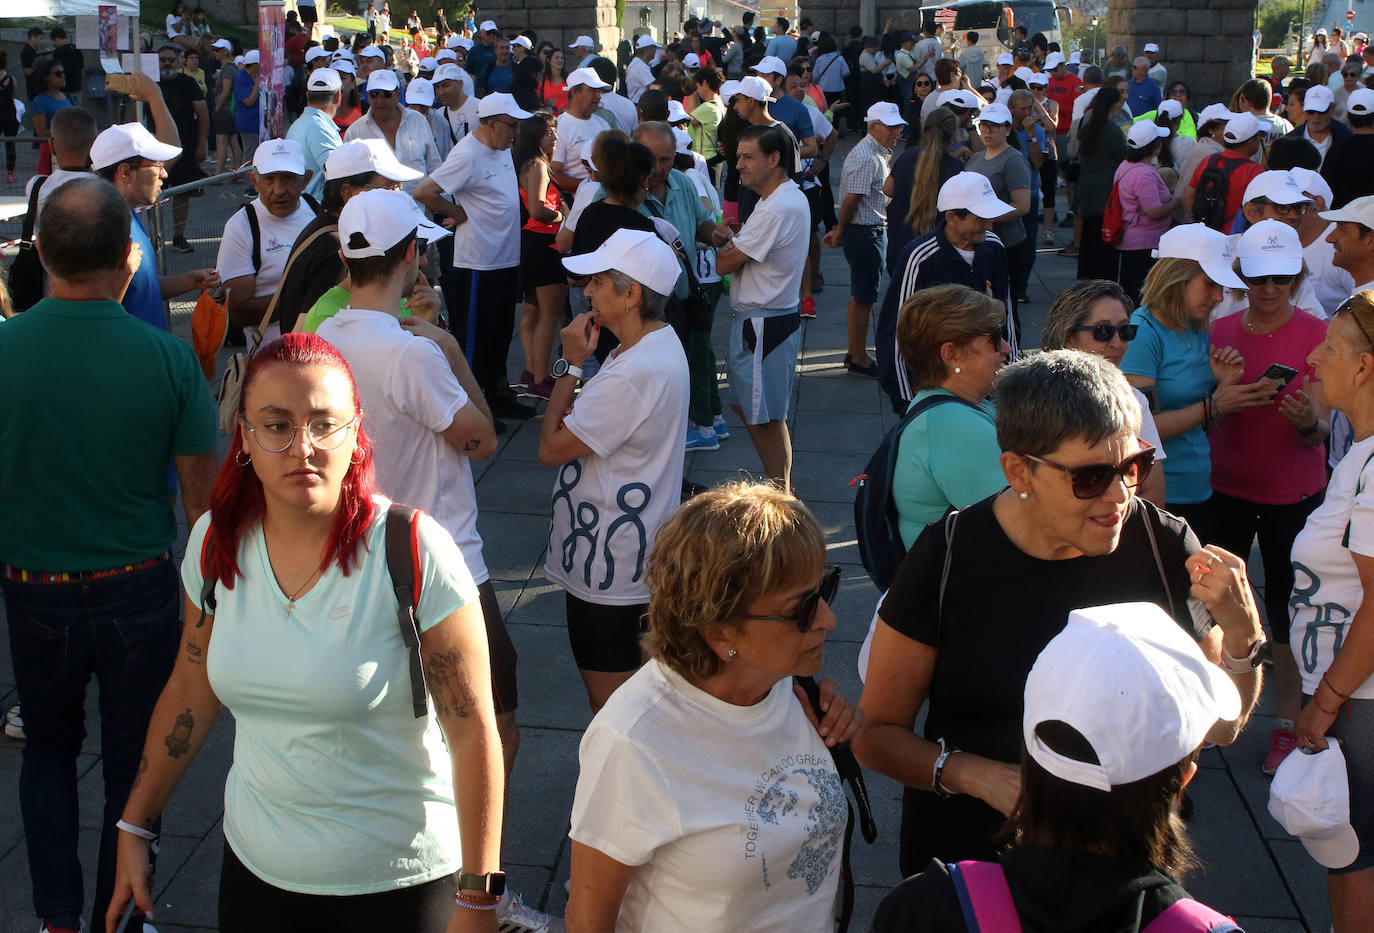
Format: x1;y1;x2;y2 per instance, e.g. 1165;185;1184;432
4;9;1374;933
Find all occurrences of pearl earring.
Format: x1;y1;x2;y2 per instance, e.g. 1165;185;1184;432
954;366;962;374
1018;491;1029;500
727;649;739;659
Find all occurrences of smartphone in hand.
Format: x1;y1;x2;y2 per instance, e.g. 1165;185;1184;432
1259;362;1300;388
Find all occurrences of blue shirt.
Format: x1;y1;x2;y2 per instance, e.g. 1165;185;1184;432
286;105;342;201
1120;308;1216;504
484;64;513;94
1126;77;1162;121
234;69;259;133
765;34;798;63
122;211;167;330
769;92;817;150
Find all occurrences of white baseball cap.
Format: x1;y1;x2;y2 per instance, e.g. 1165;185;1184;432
252;138;307;175
1126;121;1169;149
306;46;331;63
1044;51;1066;69
750;55;787;77
1306;84;1335;113
673;126;693;153
359;45;387;60
565;66;610;90
1198;103;1239;128
1068;51;1082;65
1157;98;1184;120
865;101;907;127
1236;219;1304;277
569;35;594;49
479;19;498;32
1269;743;1360;869
683;52;701;69
978;102;1013;125
1027;71;1049;87
477;92;533;120
1013;66;1036;84
512;35;532;50
366;69;400;93
332;50;355;64
735;75;773;102
324;138;423;182
332;59;357;76
635;34;660;50
1317;27;1329;36
938;88;983;110
1320;193;1374;228
1290;166;1334;207
1024;603;1241;792
1349;87;1374;115
432;63;465;84
452;36;473;50
90;122;182;171
234;55;245;66
338;189;448;259
667;99;691;123
1153;223;1246;288
1223;112;1262;143
211;37;232;51
435;48;457;63
996;52;1014;66
307;67;342;92
1243;169;1311;207
1144;42;1160;53
243;49;261;65
937;171;1013;218
405;77;435;107
418;56;437;72
720;79;742;100
562;228;681;295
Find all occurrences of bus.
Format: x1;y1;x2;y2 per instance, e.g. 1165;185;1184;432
918;0;1071;52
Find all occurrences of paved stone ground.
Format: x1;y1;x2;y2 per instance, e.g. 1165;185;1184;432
0;187;1334;932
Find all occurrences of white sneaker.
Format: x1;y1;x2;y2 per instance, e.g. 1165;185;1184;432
496;889;561;933
6;704;24;740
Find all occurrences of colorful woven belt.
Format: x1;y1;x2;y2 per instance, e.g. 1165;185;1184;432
2;551;172;584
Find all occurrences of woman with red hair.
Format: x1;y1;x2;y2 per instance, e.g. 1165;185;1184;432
106;334;506;933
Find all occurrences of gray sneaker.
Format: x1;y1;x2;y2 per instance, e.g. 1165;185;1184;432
5;704;23;740
496;890;562;933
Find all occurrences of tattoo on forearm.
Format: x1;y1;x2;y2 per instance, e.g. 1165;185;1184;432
164;708;194;759
184;638;203;665
425;648;477;719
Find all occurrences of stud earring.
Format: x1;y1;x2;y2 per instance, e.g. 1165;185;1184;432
954;366;962;374
727;648;739;659
1018;491;1029;500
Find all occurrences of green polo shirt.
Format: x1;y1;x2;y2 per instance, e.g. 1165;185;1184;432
0;298;219;572
299;285;411;334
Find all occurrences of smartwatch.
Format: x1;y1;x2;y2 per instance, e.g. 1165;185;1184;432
552;358;583;380
1221;637;1269;674
457;871;506;898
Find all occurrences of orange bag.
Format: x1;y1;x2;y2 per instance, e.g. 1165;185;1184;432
191;290;227;380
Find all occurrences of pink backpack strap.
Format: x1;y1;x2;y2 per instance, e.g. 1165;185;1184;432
1144;898;1243;933
949;861;1023;933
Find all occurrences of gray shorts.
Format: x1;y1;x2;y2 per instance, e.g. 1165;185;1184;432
728;305;801;425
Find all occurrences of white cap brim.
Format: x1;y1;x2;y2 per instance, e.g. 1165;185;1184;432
1301;826;1361;870
1201;260;1246;290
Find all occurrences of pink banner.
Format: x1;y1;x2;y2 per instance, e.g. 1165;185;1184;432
259;0;286;140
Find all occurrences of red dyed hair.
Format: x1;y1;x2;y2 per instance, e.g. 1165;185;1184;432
204;333;378;591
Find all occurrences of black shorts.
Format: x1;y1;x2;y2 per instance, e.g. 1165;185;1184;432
476;579;519;712
520;228;565;288
299;3;318;23
804;184;823;232
565;592;647;673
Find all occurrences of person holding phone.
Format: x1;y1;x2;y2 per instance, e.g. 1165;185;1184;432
1208;219;1330;776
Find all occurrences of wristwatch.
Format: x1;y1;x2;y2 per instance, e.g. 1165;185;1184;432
1220;637;1269;674
552;358;583;380
457;871;506;898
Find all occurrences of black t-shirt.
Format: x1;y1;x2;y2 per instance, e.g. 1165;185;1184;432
276;214;341;333
159;73;205;149
571;200;655;257
1321;134;1374;209
52;44;82;94
21;45;46;100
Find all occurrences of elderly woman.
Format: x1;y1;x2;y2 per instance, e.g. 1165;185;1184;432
1114;122;1181;301
1120;223;1280;539
855;350;1267;875
566;482;862;932
108;335;504;931
539;229;690;712
1292;291;1374;925
1042;279;1167;506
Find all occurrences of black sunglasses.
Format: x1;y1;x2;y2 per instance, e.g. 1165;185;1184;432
1071;323;1139;342
1243;273;1295;286
368;89;394;98
744;567;841;633
1023;446;1156;499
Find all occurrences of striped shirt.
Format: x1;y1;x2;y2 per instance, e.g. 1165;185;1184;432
838;132;895;227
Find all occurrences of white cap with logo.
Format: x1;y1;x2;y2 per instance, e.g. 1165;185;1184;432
90;122;182;171
1044;51;1066;69
252;138;307;176
338;189;449;259
479;19;498;32
366;69;400;93
332;59;357;76
433;63;465;84
1027;71;1049;87
1242;169;1311;207
937;171;1014;218
1153;223;1245;288
996;51;1014;66
562;228;681;295
978;103;1013;125
1223;112;1262;144
477;92;534;120
306;46;331;63
1290;166;1333;207
1305;84;1335;113
436;48;457;63
359;45;387;60
1269;743;1360;869
324;138;423;182
1236;219;1304;277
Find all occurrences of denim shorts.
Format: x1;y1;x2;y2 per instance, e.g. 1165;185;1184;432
842;224;887;304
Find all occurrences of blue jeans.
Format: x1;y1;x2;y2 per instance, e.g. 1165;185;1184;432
2;559;180;932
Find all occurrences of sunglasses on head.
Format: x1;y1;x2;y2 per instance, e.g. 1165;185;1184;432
1071;323;1138;342
744;566;841;633
368;89;394;98
1023;446;1156;499
1243;273;1295;286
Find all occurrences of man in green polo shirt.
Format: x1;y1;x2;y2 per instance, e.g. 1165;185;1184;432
0;176;219;933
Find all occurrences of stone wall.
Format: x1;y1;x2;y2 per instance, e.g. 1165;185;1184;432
460;0;621;55
1108;0;1258;105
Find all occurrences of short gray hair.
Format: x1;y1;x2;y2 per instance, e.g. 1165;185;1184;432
995;350;1142;458
1133;56;1150;69
605;268;668;320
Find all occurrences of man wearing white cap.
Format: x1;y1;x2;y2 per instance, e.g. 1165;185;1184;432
553;67;611;193
1322;195;1374;301
216;139;318;343
1322;87;1374;208
416;93;537;423
876;172;1015;411
626;33;659;103
286;65;343;201
1285;167;1356;320
1142;41;1166;85
1285;83;1352;169
467;20;498;91
569;35;597;71
1183;112;1265;231
345;69;440;194
430;62;478;161
748;57;819;162
823;102;904;378
92;122;217;330
235;49;263;156
591;56;638;134
210;38;241;173
356;44;386;84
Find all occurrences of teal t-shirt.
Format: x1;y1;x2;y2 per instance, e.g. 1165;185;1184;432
0;299;218;571
892;389;1005;549
1120;308;1216;504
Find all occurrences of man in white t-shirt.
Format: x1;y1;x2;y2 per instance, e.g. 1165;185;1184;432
216;139;318;342
1290;167;1356;318
429;62;478;162
626;34;658;103
569;35;597;70
592;56;639;134
1319;193;1374;465
716;123;812;489
553;67;611;194
415;93;535;424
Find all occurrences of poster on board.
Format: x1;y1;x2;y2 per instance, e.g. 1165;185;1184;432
259;0;286;140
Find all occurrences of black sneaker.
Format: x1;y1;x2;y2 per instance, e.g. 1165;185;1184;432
1058;212;1075;229
171;235;194;253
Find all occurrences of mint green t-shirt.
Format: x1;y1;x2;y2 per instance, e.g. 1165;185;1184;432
0;298;218;571
183;497;478;894
300;285;411;334
892;388;1006;549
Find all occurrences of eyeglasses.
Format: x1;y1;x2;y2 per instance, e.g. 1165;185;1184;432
358;180;404;192
367;89;394;98
1242;273;1295;286
240;415;357;452
1022;446;1156;499
743;567;841;633
1071;323;1139;342
1255;199;1309;216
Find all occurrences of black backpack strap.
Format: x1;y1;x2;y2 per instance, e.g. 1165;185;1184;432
241;203;262;274
385;504;428;719
302;192;321;213
21;175;47;243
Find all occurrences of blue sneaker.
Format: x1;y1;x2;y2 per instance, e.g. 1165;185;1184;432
686;424;720;452
712;415;729;440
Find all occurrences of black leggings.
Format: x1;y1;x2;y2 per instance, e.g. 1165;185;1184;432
219;842;459;933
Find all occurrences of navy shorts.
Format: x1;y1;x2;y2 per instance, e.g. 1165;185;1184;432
842;224;887;304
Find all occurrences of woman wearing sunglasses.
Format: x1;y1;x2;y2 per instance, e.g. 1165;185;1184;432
108;335;506;932
1208;219;1330;774
1042;279;1166;506
856;350;1265;875
566;482;862;932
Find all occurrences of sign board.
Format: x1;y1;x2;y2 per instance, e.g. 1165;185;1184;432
1348;9;1357;22
934;8;958;24
260;0;287;141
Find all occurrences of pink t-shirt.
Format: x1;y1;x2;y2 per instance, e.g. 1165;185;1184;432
1209;309;1328;504
1114;161;1173;251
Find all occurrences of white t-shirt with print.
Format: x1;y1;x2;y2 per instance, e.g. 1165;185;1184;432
1290;433;1374;698
429;132;521;270
430;94;479;161
182;498;478;893
570;659;845;932
544;326;688;605
554;111;605;184
315;307;488;583
216;196;318;299
730;180;811;310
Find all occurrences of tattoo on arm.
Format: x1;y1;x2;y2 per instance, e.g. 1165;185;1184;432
164;708;194;759
184;638;203;665
425;648;477;719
